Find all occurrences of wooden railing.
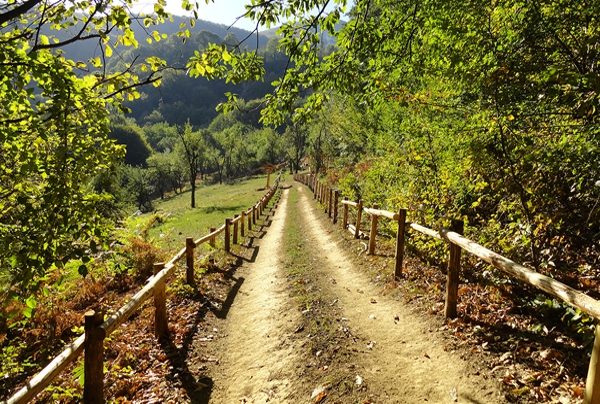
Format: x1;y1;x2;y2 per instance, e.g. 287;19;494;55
4;174;281;404
294;172;600;404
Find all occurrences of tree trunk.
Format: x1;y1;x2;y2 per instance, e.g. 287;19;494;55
190;174;196;208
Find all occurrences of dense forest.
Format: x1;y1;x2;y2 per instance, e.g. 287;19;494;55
2;0;600;400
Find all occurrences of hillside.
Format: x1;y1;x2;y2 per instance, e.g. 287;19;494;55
48;15;269;64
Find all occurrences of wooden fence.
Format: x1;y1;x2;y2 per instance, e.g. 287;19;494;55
4;175;281;404
294;172;600;404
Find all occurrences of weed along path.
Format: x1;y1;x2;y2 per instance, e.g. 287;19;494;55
201;183;507;403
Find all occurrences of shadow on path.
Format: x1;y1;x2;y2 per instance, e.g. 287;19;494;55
158;192;283;403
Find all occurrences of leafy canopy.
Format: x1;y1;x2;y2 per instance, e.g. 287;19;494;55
0;0;207;300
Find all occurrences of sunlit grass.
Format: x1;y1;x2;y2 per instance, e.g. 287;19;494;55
143;174;273;254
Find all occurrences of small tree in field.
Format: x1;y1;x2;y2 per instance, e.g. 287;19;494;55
175;123;207;208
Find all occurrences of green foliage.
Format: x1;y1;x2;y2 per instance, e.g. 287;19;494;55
146;151;183;199
527;297;595;345
175;122;208;208
0;342;36;379
202;0;600;273
122;166;155;212
254;127;284;166
211;123;254;183
109;118;152;167
0;0;188;300
283;123;309;173
143;121;178;152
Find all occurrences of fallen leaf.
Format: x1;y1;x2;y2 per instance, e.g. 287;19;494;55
370;297;377;303
573;386;584;398
311;386;327;401
315;392;327;404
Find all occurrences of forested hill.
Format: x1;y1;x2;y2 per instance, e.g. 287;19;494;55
49;15;270;64
111;28;287;126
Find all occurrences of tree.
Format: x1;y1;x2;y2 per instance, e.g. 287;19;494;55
211;123;252;183
188;0;600;270
122;166;154;212
143;120;178;152
175;122;206;208
110;117;152;166
254;127;283;166
147;151;177;199
283;123;308;174
0;0;194;299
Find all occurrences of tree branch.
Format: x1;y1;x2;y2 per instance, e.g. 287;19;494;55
0;0;44;26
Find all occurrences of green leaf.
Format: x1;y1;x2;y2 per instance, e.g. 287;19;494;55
25;294;37;309
22;307;33;318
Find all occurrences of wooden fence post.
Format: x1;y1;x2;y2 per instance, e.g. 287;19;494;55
355;200;363;239
585;325;600;403
333;191;339;224
241;211;245;237
445;220;464;318
343;197;348;229
248;209;253;230
209;228;216;248
225;218;231;253
328;188;333;218
233;214;239;245
84;309;106;404
153;262;168;338
314;180;318;199
186;237;195;285
368;204;379;255
395;209;407;279
209;227;216;263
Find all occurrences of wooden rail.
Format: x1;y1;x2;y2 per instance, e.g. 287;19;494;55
294;172;600;404
4;174;282;404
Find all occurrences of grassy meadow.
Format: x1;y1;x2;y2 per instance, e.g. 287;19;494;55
140;174;273;255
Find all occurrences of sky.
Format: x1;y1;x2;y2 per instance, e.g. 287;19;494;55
133;0;263;32
132;0;342;33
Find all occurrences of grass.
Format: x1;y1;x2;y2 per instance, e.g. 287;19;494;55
141;174;272;254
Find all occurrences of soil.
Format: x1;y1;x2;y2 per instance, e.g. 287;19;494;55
194;182;508;404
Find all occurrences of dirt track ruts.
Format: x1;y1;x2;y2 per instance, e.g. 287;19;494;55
205;182;506;403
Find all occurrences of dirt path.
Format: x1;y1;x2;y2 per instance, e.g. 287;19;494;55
207;187;304;403
293;185;505;403
203;182;507;403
